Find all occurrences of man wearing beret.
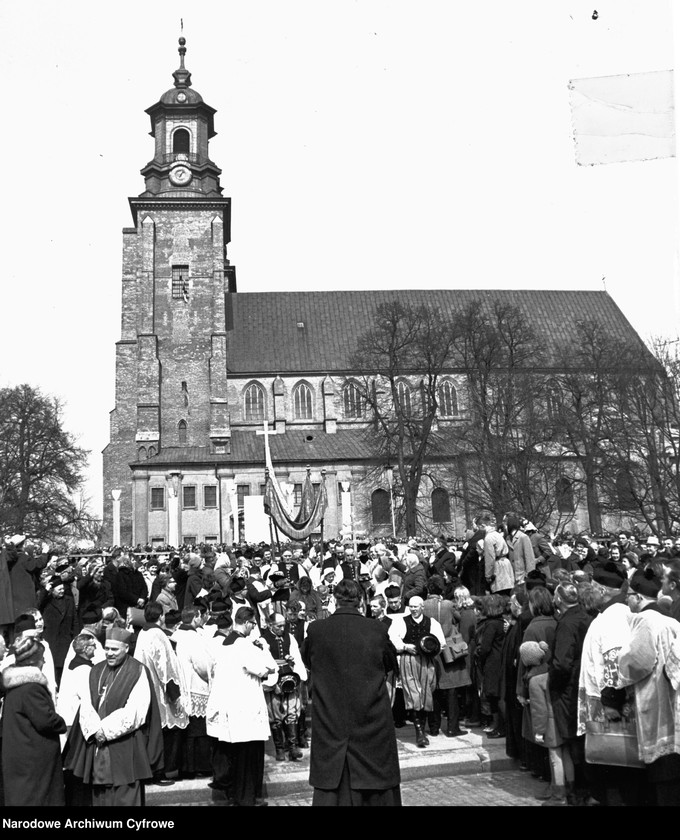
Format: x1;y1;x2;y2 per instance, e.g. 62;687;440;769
63;626;163;806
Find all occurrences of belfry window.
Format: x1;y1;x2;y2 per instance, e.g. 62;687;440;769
173;128;190;155
172;265;189;300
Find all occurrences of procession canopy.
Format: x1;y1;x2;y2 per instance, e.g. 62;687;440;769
264;467;328;541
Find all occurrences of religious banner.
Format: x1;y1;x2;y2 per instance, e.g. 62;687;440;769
264;468;328;541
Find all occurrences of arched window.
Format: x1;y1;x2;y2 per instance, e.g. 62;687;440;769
244;382;265;422
438;381;458;417
178;420;187;446
396;381;412;417
547;380;562;424
371;489;391;526
556;477;573;513
173;128;190;155
147;445;156;459
137;446;147;461
343;382;364;419
293;382;313;420
616;470;636;510
431;488;451;523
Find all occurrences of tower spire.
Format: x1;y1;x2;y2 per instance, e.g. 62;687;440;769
173;34;192;89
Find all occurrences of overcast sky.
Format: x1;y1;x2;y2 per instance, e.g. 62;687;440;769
1;0;678;520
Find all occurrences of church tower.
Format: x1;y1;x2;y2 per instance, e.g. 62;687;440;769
102;38;235;546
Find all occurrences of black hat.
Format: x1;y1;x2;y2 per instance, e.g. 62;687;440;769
81;606;103;625
48;575;65;588
630;567;662;599
13;614;36;634
418;634;441;656
592;562;626;590
229;577;246;594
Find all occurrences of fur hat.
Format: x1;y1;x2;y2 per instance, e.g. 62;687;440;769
519;640;549;667
630;567;662;599
12;635;44;665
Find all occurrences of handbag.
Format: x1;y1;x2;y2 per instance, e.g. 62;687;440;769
584;718;644;768
441;632;468;664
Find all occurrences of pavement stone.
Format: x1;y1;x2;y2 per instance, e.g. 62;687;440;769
146;724;529;807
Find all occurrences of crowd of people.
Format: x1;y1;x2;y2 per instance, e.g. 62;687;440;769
1;519;680;807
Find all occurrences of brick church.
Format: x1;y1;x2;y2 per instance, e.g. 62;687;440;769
102;39;648;548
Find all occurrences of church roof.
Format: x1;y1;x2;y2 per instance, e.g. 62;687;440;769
226;289;648;374
133;429;386;469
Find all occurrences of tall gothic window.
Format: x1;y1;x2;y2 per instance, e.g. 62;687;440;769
293;382;313;420
343;381;364;419
173;128;190;155
438;381;458;417
431;488;451;522
396;381;412;417
178;420;187;446
371;489;391;526
616;470;636;510
556;476;573;513
244;383;265;422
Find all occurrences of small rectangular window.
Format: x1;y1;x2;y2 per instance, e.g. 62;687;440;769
293;484;303;506
204;536;218;544
237;484;250;509
259;484;267;496
150;487;165;510
183;536;196;546
204;486;217;508
182;485;197;509
172;265;189;300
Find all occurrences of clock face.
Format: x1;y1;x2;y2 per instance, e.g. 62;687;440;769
176;92;187;103
169;165;192;186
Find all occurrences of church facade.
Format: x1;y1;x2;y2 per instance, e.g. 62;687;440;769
102;40;651;548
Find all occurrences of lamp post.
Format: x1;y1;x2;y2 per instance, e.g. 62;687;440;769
385;466;396;538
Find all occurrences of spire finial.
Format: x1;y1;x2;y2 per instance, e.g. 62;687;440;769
173;30;192;89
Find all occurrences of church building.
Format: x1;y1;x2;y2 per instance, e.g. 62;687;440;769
102;39;649;548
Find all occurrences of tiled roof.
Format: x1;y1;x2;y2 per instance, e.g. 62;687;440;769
133;429;391;469
227;289;648;374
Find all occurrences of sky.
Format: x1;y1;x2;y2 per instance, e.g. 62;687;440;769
1;0;678;521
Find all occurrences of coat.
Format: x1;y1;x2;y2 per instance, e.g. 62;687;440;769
506;530;536;585
301;606;400;791
7;545;49;619
474;615;505;698
517;614;557;699
424;596;470;689
548;605;594;740
40;592;78;670
527;671;562;748
0;664;67;806
402;564;427;602
112;566;148;616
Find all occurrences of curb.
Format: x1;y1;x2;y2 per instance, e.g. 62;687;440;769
146;733;516;806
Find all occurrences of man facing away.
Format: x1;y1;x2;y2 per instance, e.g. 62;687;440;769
301;579;401;806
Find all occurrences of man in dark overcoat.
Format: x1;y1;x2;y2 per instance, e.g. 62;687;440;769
301;578;401;806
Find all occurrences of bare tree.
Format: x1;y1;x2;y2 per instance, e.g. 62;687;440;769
349;300;459;536
0;384;98;541
451;299;572;529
